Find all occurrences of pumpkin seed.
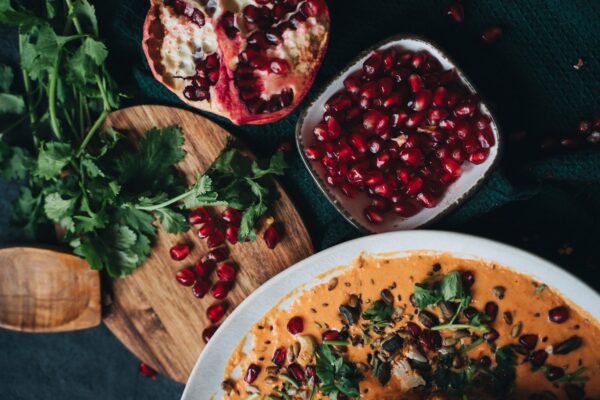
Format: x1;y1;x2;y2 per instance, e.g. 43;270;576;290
327;277;338;291
511;322;522;337
553;335;582;355
418;310;439;328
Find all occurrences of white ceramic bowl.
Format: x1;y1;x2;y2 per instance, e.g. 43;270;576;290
296;35;502;233
181;231;599;399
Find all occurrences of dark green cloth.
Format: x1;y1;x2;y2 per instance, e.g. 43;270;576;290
1;1;599;398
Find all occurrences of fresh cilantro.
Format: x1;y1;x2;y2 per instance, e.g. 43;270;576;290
552;366;589;384
481;346;517;398
315;344;363;399
362;300;394;328
413;271;467;309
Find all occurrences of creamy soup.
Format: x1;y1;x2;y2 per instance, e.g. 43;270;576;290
222;254;600;399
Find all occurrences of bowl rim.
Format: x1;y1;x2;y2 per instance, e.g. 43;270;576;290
181;230;599;399
295;33;504;233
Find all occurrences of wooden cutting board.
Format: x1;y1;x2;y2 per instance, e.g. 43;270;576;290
0;246;100;332
101;105;313;383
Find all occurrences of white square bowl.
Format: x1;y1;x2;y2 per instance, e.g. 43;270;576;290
296;35;502;233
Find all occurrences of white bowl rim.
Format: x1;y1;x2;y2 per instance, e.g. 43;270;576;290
181;230;600;399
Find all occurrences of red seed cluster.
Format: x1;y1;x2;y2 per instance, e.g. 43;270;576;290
304;48;496;224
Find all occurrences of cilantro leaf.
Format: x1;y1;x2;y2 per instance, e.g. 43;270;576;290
362;300;394;328
440;271;465;301
413;271;467;309
413;283;442;309
155;208;188;234
66;37;108;86
316;344;363;398
0;64;14;92
0;142;33;181
0;93;24;115
35;142;72;180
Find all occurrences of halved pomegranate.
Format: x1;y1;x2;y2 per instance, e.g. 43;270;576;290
142;0;330;125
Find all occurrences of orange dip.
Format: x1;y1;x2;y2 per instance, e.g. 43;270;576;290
223;254;600;399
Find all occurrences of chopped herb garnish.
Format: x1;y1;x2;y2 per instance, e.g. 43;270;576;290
315;344;363;398
535;284;547;295
459;337;485;353
432;312;491;333
322;340;349;346
413;271;467;309
362;299;394;328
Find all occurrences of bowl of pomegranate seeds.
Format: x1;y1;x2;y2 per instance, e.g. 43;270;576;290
297;35;501;232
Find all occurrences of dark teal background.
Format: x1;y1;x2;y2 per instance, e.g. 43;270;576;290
1;0;599;398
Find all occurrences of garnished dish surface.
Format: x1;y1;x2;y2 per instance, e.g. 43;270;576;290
222;254;600;399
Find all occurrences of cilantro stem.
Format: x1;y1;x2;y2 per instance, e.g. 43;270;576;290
48;57;62;140
322;340;349;346
75;109;108;157
134;189;195;211
431;323;490;333
459;338;484;353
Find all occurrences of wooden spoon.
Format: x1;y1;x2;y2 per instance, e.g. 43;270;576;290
0;246;101;332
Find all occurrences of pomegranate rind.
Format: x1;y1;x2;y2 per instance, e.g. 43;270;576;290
142;0;330;125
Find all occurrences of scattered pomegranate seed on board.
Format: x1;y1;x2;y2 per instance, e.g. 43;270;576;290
263;225;282;249
169;244;190;261
207;302;228;323
175;268;196;286
216;262;237;282
210;281;232;299
202;326;218;343
188;207;211;225
192;280;210;298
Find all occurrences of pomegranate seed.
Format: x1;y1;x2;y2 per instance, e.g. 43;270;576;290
383;92;403;108
468;149;489;164
377;77;394;96
340;183;357;198
304;145;321;160
175;268;196;286
363;52;382;76
461;271;475;288
416;191;439;208
221;208;241;226
287;363;305;381
216;261;237;282
322;330;340;341
192;279;210;298
549;306;569;323
373;182;393;198
406;322;422;337
349;132;368;154
393;200;421;217
244;364;261;384
405;176;424;196
382;49;396;70
287;316;304;334
207;230;225;248
327;117;342;139
528;349;548;368
224;225;238;245
197;222;215;239
364;171;384;186
188;207;211;225
475;114;492;130
408;74;423;93
263;225;282;249
194;259;215;279
400;148;424;166
272;347;287;366
202;326;218;343
210;281;232;299
545;366;565;382
363;110;387;132
519;334;538;350
343;75;361;95
270;58;290;74
481;26;503;44
447;2;464;23
454;102;476;118
411;52;427;70
463;306;478;320
405;112;425;128
170;244;190;261
483;328;499;342
441;157;461;177
206;247;229;263
306;365;316;379
419;330;442;353
139;362;157;379
207;302;227;323
413;89;432;112
364;206;384;224
371;197;391;212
